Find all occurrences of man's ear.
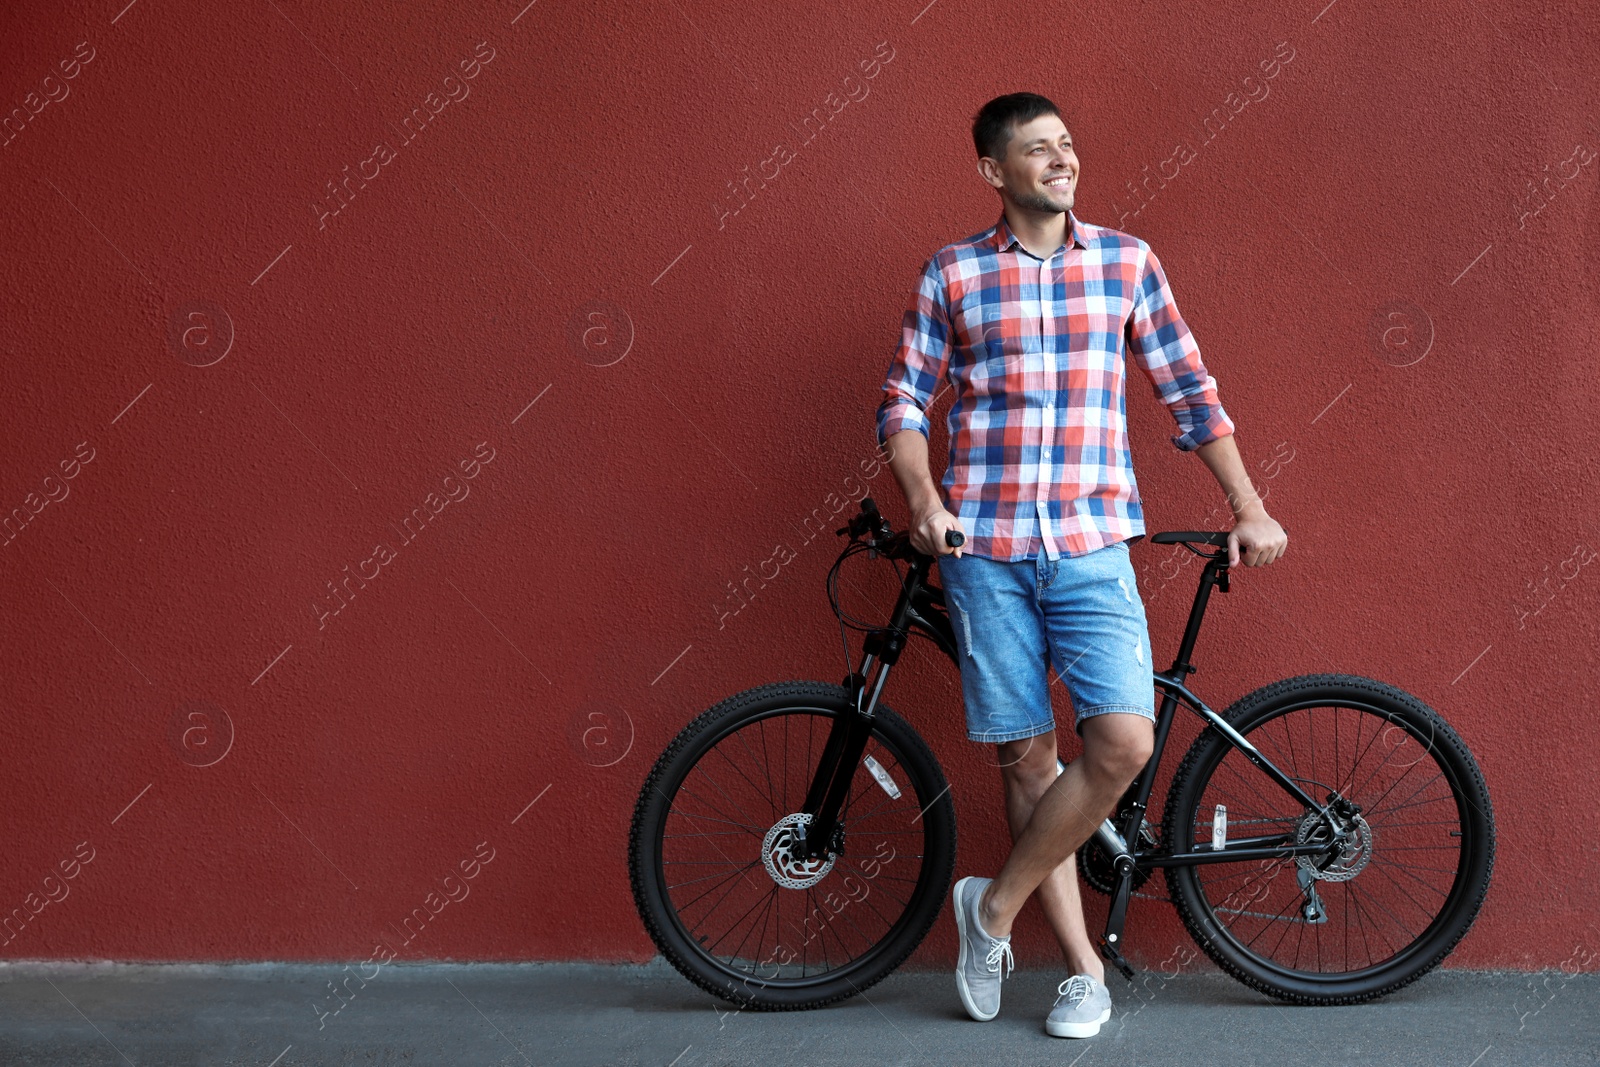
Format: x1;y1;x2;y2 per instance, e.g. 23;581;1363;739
976;157;1002;190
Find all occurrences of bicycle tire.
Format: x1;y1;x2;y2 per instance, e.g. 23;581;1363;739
1163;673;1494;1004
629;680;957;1011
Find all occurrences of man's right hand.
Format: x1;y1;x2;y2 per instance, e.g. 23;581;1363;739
880;430;966;558
910;504;966;558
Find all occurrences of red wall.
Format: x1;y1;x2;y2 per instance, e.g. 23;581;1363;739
2;0;1595;970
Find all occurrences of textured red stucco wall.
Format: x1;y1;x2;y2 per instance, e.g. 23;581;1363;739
1;0;1595;971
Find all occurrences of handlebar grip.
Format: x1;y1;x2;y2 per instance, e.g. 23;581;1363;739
945;530;965;548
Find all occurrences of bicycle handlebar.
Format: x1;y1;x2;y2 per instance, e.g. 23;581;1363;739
840;497;1240;567
835;497;961;562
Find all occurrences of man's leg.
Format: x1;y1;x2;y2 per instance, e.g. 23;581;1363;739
983;541;1158;942
995;731;1105;982
938;550;1066;1022
980;712;1153;939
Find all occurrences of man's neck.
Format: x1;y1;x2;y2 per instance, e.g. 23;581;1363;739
1004;204;1069;259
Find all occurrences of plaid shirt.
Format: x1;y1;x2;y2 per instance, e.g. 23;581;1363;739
875;210;1234;562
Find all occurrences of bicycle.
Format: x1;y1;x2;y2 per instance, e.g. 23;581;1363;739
629;496;1495;1010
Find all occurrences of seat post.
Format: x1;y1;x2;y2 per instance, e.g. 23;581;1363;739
1166;555;1229;678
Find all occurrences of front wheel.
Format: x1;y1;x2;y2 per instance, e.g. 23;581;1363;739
1163;674;1494;1004
629;681;957;1010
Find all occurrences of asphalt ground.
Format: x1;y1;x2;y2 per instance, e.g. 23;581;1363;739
1;960;1595;1067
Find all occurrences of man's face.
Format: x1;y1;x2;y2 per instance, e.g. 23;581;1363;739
983;114;1077;214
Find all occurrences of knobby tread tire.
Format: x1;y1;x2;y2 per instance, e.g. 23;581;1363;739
1161;673;1495;1005
628;680;957;1011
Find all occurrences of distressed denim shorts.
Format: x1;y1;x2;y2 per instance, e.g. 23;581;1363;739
936;540;1157;743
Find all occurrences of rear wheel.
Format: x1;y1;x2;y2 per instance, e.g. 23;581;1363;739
1164;674;1494;1004
629;681;956;1010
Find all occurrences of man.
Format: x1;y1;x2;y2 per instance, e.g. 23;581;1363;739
873;93;1287;1039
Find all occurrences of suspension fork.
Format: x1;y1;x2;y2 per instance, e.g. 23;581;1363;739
792;555;933;861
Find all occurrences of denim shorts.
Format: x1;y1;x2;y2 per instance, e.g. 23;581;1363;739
936;541;1157;743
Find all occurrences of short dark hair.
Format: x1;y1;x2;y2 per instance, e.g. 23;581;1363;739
972;93;1064;162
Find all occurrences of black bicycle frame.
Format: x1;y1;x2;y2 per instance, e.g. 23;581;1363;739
1106;551;1327;869
794;534;1339;899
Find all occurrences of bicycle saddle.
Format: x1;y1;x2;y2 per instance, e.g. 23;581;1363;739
1150;531;1231;547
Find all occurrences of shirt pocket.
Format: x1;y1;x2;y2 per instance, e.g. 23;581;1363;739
970;336;1020;398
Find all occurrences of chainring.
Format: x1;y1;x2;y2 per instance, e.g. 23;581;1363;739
1078;818;1157;895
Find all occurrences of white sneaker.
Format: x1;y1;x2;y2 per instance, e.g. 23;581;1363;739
1045;973;1112;1038
952;876;1013;1021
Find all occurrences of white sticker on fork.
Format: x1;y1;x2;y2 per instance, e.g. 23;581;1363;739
863;755;901;799
1212;804;1228;851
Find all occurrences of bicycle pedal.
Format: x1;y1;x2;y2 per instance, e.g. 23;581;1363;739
1098;936;1137;983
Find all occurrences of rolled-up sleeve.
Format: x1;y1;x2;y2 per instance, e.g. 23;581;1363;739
1126;247;1235;451
876;256;952;448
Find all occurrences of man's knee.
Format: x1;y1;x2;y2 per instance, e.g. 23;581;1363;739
996;731;1059;792
1080;714;1154;785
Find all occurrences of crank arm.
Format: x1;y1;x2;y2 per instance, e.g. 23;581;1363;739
1098;874;1138;982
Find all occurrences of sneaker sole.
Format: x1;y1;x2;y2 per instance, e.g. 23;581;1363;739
953;877;998;1022
1045;1007;1111;1038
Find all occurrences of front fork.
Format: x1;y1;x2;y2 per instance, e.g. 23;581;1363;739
792;625;906;862
793;545;941;861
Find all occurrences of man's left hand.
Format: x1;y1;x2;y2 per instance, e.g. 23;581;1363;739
1228;512;1288;567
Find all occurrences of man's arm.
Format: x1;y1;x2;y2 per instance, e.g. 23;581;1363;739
1125;247;1286;568
883;428;966;557
1125;247;1235;451
1194;434;1288;567
875;256;965;557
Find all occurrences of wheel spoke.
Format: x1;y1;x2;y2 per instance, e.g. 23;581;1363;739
673;859;763;913
666;787;765;833
725;727;780;821
710;883;781;961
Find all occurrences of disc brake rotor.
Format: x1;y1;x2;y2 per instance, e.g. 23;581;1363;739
1295;809;1373;882
761;813;837;889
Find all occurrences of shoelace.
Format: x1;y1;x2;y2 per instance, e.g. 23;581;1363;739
1055;974;1094;1006
984;938;1015;980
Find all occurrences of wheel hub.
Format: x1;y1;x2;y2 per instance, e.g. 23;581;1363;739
1295;808;1373;882
761;813;837;889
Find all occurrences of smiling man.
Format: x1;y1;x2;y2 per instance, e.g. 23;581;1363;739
873;92;1287;1038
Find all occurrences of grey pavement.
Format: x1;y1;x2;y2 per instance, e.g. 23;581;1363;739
0;959;1595;1067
